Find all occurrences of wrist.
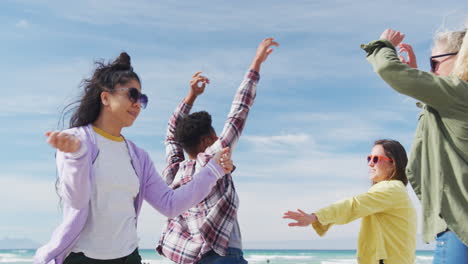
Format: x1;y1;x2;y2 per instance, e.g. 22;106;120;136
311;213;318;224
250;59;262;73
184;92;197;105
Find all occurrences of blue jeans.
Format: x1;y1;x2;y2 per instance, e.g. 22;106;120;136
195;248;248;264
433;230;468;264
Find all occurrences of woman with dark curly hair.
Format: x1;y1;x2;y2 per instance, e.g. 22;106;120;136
34;52;233;264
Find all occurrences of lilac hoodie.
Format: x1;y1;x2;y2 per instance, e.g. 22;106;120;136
34;124;224;264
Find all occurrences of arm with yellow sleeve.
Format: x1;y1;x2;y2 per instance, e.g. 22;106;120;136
312;181;405;236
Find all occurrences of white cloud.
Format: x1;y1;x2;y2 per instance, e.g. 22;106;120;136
15;19;29;28
244;133;312;150
23;0;465;36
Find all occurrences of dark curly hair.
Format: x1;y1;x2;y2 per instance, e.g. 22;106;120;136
175;111;215;155
61;52;141;128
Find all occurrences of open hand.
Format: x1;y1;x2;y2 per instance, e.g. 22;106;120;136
380;29;405;47
45;131;81;153
254;37;280;64
283;209;318;227
398;43;418;68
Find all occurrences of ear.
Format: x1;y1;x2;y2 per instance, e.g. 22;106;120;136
101;91;110;106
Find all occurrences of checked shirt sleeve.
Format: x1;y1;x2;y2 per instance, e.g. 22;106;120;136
205;70;260;156
162;101;192;185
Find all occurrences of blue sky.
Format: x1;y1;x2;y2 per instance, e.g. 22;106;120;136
1;0;466;250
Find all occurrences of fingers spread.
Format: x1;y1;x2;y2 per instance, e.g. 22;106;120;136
297;209;307;215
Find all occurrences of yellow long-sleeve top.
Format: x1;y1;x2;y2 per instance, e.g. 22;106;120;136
312;180;417;264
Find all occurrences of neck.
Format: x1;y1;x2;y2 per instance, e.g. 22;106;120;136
188;148;203;160
93;114;122;137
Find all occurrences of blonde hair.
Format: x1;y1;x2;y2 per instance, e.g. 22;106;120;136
452;30;468;81
433;17;468;81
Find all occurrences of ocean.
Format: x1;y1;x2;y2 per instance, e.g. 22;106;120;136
0;249;434;264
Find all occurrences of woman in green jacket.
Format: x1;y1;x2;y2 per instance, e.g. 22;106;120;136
283;139;417;264
362;27;468;264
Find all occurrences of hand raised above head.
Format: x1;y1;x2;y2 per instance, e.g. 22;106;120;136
189;71;210;97
380;29;405;47
45;131;81;153
398;43;418;69
254;37;280;64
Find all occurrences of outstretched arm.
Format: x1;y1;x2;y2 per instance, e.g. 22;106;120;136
283;183;406;236
162;72;210;184
205;38;279;156
146;147;234;218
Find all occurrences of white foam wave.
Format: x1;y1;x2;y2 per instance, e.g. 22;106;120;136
0;254;16;258
247;254;314;261
0;258;33;263
321;259;357;264
416;256;433;260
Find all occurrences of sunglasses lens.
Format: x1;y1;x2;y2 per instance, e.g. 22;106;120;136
373;156;379;163
128;88;140;103
140;94;148;109
430;59;436;72
367;155;380;164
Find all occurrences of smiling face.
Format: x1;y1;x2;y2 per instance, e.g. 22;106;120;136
103;79;142;128
368;144;395;183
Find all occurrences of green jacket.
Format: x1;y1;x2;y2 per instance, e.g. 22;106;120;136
361;39;468;246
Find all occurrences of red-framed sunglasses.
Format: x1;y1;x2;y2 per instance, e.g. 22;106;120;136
430;52;458;72
367;155;393;164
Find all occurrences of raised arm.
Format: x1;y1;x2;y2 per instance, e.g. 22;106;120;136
162;72;210;185
205;38;279;156
362;29;468;116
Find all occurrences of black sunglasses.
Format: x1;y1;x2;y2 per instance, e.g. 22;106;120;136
114;87;148;109
430;52;458;72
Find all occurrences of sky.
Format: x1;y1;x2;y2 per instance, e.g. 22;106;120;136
1;0;467;251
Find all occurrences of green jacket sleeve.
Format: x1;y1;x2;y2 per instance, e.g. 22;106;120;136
361;40;468;117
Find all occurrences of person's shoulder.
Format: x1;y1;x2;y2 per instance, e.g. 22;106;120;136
125;138;151;161
371;180;406;192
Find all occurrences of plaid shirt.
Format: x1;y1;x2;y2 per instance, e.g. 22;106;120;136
156;70;259;264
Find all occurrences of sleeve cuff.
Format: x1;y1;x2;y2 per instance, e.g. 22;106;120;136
247;70;260;82
206;159;225;180
179;100;193;114
311;213;331;237
360;39;395;56
64;142;88;159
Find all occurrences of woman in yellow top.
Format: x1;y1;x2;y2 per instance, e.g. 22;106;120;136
283;139;417;264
